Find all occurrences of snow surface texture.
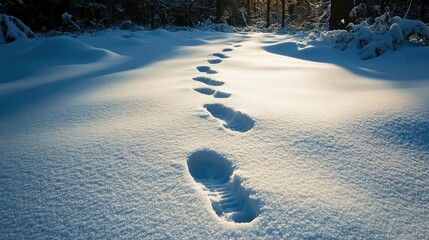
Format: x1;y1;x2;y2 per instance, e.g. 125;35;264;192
0;29;428;239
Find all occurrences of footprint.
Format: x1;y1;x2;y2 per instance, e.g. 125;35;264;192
204;104;254;132
187;149;260;223
213;91;231;98
223;48;233;52
193;88;216;96
234;45;242;47
213;53;229;59
197;66;218;74
193;77;224;86
207;59;222;64
193;88;231;98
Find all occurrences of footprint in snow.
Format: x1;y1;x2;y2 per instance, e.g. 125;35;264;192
192;77;224;86
204;103;254;132
187;149;260;223
207;59;222;64
213;91;232;98
197;66;218;74
234;44;242;48
213;53;229;59
193;88;231;98
223;48;233;52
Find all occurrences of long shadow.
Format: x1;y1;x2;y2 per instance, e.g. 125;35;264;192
0;30;232;118
264;41;429;87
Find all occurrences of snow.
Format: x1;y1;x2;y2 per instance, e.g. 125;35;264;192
0;14;35;43
326;15;429;59
0;29;428;238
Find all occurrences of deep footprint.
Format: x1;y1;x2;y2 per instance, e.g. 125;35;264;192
234;44;242;47
187;149;260;223
213;53;229;59
193;77;224;86
207;59;222;64
197;66;218;74
223;48;234;52
193;88;216;96
204;104;254;132
193;88;231;98
213;91;231;98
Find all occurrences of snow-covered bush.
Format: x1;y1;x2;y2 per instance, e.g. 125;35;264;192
334;30;353;50
195;18;237;33
349;3;368;23
392;17;429;40
119;20;133;30
0;14;34;44
336;14;428;59
61;12;81;33
305;13;428;59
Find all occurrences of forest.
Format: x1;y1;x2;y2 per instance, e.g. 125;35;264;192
1;0;428;34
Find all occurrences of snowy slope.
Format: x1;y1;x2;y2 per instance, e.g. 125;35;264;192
0;29;428;239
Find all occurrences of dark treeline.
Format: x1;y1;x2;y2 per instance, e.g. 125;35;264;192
0;0;427;32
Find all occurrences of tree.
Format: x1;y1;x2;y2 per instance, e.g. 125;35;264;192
266;0;271;27
404;0;413;18
281;0;285;27
216;0;224;22
422;0;428;22
329;0;354;30
247;0;251;23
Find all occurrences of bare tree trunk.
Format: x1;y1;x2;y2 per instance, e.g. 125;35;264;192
281;0;285;27
422;0;428;22
404;0;413;18
329;0;354;30
216;0;224;22
247;0;251;22
266;0;271;27
254;0;257;14
150;0;156;28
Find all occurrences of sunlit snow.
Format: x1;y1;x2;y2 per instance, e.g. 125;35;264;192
0;29;428;239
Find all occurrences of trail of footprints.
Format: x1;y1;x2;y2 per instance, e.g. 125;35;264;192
191;44;253;133
188;40;259;223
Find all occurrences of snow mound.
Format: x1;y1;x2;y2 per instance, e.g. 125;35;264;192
22;36;116;64
0;14;35;44
1;36;121;84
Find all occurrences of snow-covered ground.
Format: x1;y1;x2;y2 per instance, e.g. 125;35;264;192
0;29;428;239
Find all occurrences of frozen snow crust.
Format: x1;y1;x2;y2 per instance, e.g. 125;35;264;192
0;29;428;239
